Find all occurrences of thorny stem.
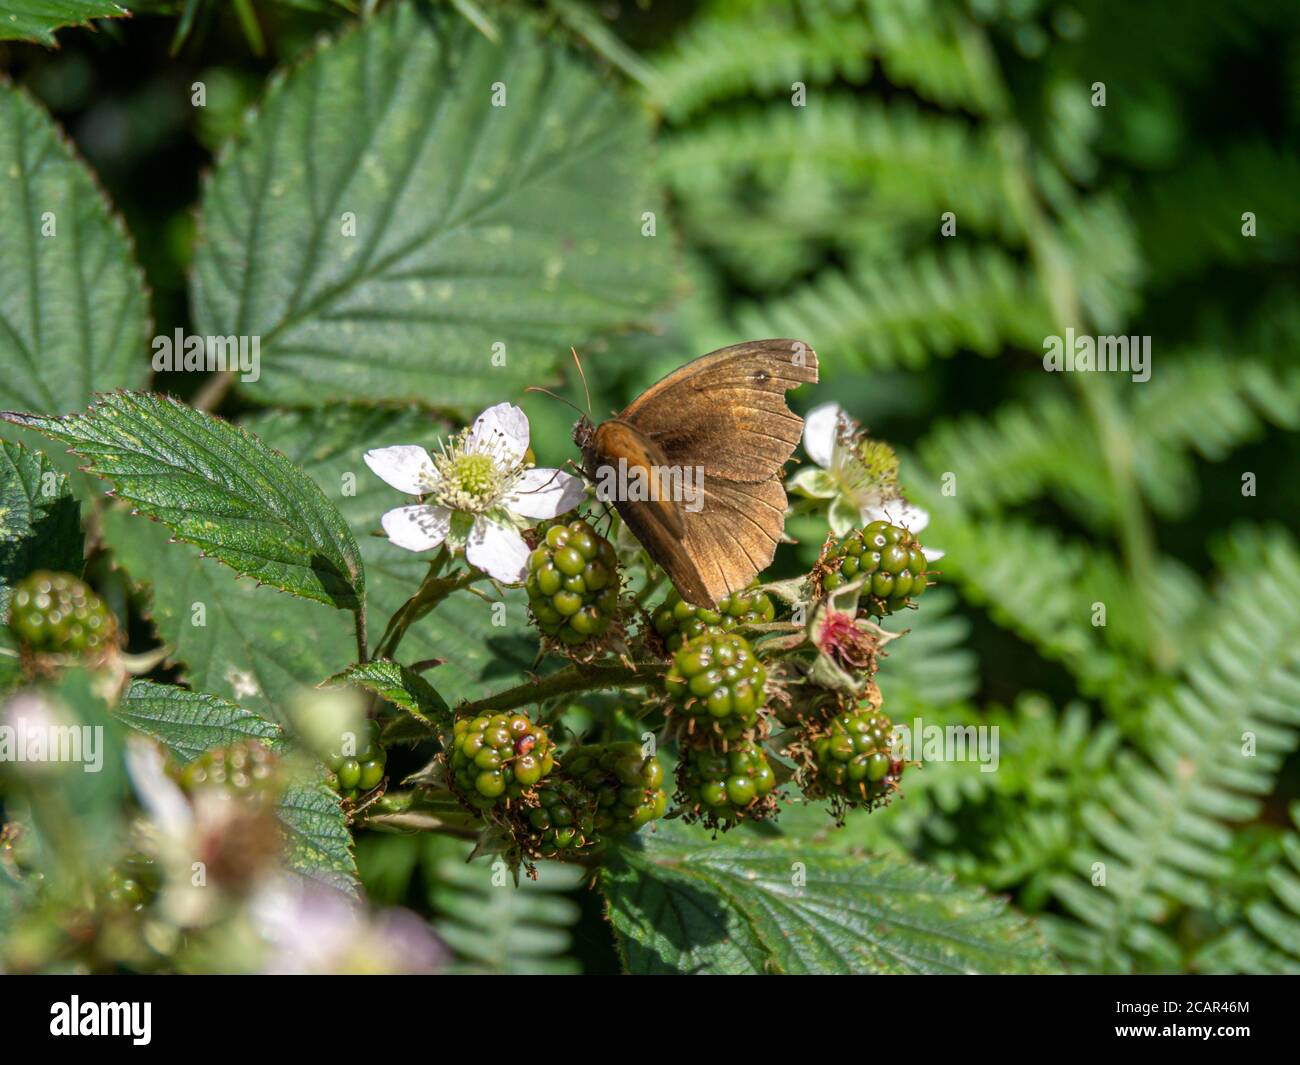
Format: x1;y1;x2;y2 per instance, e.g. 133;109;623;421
456;660;667;717
354;601;368;664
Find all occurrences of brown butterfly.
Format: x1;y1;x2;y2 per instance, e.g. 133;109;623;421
572;339;818;609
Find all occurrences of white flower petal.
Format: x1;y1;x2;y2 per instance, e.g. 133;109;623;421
465;516;531;584
364;445;438;496
504;467;586;519
124;737;193;840
923;547;945;562
381;504;452;552
863;500;930;534
468;402;529;467
829;496;860;537
786;465;838;499
803;402;848;469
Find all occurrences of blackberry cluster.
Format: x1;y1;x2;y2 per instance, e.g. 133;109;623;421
819;520;931;616
663;631;766;737
803;709;903;810
676;739;779;828
325;734;388;803
517;778;603;860
449;712;554;811
564;742;668;835
174;740;281;804
525;519;620;647
7;571;116;655
651;584;776;653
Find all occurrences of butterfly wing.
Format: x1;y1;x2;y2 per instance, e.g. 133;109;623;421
617;338;818;484
591;339;817;607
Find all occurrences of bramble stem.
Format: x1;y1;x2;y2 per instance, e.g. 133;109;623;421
374;548;479;661
456;659;667;716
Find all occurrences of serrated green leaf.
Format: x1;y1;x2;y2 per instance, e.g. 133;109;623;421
0;3;129;44
5;392;365;611
102;508;353;724
245;406;539;704
0;85;148;407
191;2;673;411
117;679;284;763
0;439;81;610
278;777;360;897
602;823;1062;974
0;440;82;687
327;659;450;729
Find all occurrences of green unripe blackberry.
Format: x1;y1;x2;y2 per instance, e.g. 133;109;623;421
807;709;902;807
518;777;603;859
651;583;776;653
563;742;668;835
677;740;779;827
7;570;116;655
174;740;281;804
324;730;388;801
449;711;555;810
525;519;621;646
820;520;932;616
663;631;767;733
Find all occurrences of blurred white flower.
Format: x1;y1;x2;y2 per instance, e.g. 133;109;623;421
365;402;585;584
792;402;943;559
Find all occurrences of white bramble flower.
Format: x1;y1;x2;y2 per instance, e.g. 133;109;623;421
364;402;586;584
791;402;943;559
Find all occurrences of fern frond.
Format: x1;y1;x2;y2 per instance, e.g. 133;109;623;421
1045;528;1300;973
651;0;874;120
651;0;1003;120
916;392;1113;523
864;0;1006;114
421;837;586;975
1132;355;1300;518
874;589;978;711
914;698;1120;906
1134;143;1300;282
658;98;1018;240
1194;803;1300;974
737;244;1048;371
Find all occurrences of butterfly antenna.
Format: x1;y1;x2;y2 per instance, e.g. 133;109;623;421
570;347;593;417
524;386;587;419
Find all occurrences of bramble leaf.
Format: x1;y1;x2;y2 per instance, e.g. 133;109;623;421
192;3;673;411
5;392;365;611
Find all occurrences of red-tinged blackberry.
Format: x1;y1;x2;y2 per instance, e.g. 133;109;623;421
818;520;933;616
517;777;603;860
173;740;282;804
563;742;668;835
663;631;766;736
7;571;117;655
449;711;555;811
651;583;776;653
324;730;388;802
525;519;621;647
804;709;903;811
676;739;779;828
